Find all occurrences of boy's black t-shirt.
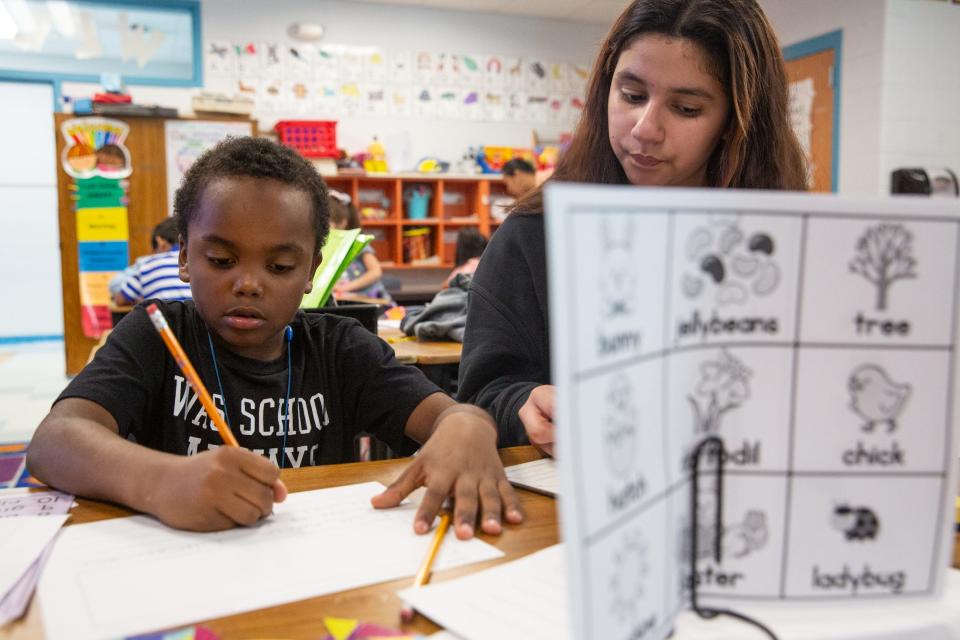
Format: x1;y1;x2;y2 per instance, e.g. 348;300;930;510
58;300;439;467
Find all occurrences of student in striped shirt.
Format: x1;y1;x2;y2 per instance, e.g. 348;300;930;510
113;218;192;304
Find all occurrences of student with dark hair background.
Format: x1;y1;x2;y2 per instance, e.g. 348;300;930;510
112;217;191;305
329;189;394;304
442;227;488;288
457;0;808;455
501;158;537;199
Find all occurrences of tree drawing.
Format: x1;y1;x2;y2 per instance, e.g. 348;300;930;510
848;224;917;311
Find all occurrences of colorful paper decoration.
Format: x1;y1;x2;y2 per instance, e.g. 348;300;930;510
62;120;132;339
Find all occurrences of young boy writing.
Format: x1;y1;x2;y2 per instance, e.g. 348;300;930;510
28;137;522;539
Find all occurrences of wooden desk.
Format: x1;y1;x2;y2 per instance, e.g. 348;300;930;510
334;292;392;306
378;326;462;366
389;287;440;307
3;448;958;640
1;447;552;640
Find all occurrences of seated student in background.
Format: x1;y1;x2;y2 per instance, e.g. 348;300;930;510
27;137;522;538
501;158;537;199
112;217;191;305
442;227;488;288
108;218;177;301
457;0;808;454
329;190;395;304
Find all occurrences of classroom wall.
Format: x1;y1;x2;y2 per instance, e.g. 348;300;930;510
880;0;960;190
64;0;609;168
761;0;887;194
763;0;960;196
0;81;61;340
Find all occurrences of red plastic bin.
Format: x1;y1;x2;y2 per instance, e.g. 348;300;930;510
274;120;338;158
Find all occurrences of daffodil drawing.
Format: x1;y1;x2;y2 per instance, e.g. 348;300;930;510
687;350;752;434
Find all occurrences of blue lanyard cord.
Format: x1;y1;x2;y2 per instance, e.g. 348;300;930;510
206;330;233;432
206;328;295;469
281;343;292;468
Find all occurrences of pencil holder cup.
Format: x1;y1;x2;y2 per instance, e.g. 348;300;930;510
404;186;432;219
402;227;433;262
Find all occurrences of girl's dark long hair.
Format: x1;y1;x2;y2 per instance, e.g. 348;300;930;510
514;0;807;214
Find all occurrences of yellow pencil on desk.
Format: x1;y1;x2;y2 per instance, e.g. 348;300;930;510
400;510;452;623
146;303;239;447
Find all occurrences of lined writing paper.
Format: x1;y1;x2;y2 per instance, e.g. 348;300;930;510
38;482;502;640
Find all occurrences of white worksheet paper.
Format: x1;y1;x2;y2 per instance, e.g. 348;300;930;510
544;185;960;640
0;489;75;625
505;458;559;497
0;515;69;602
403;545;960;640
400;544;570;640
38;482;503;640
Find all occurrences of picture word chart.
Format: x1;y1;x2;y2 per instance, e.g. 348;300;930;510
545;185;960;640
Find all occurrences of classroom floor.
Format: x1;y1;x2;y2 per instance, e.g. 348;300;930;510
0;340;70;488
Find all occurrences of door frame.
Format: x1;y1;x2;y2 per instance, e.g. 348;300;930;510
783;29;843;193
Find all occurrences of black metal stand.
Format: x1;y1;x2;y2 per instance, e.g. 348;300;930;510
688;436;779;640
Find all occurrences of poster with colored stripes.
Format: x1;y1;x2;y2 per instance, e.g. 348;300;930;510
61;118;132;338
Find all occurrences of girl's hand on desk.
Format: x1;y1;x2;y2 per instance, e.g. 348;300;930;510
520;385;556;457
371;406;524;540
152;447;287;531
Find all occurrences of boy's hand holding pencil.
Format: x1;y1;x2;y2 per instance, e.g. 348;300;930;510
151;447;287;531
146;304;288;531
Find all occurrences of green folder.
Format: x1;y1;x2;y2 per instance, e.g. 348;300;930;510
301;228;373;308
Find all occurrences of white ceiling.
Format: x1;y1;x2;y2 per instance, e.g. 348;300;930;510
346;0;629;24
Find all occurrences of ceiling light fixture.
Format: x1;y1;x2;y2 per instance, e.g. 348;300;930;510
5;0;36;33
287;21;324;42
0;2;17;39
47;0;75;37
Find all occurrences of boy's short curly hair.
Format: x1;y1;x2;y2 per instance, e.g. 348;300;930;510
173;136;329;255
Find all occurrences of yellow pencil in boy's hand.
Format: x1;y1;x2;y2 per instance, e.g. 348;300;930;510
400;510;451;623
146;303;239;448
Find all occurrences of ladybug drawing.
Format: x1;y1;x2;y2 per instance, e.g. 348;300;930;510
832;504;880;541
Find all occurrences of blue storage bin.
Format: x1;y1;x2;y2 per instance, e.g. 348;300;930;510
404;186;432;219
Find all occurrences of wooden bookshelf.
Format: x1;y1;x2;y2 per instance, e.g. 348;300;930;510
324;174;509;269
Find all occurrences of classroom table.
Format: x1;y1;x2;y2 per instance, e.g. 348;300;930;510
0;447;553;640
388;286;441;307
3;447;958;640
334;292;393;306
378;325;462;366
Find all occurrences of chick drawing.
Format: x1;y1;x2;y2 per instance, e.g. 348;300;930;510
847;364;911;433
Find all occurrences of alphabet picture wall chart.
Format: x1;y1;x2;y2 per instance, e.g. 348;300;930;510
543;185;960;640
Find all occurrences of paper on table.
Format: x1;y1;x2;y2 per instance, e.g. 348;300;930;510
399;544;571;640
38;482;503;640
0;489;75;625
402;542;960;640
0;488;75;517
504;458;558;497
0;515;69;623
0;542;55;626
670;569;960;639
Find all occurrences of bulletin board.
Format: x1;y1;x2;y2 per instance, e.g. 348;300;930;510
54;113;254;375
204;42;589;127
784;30;842;193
